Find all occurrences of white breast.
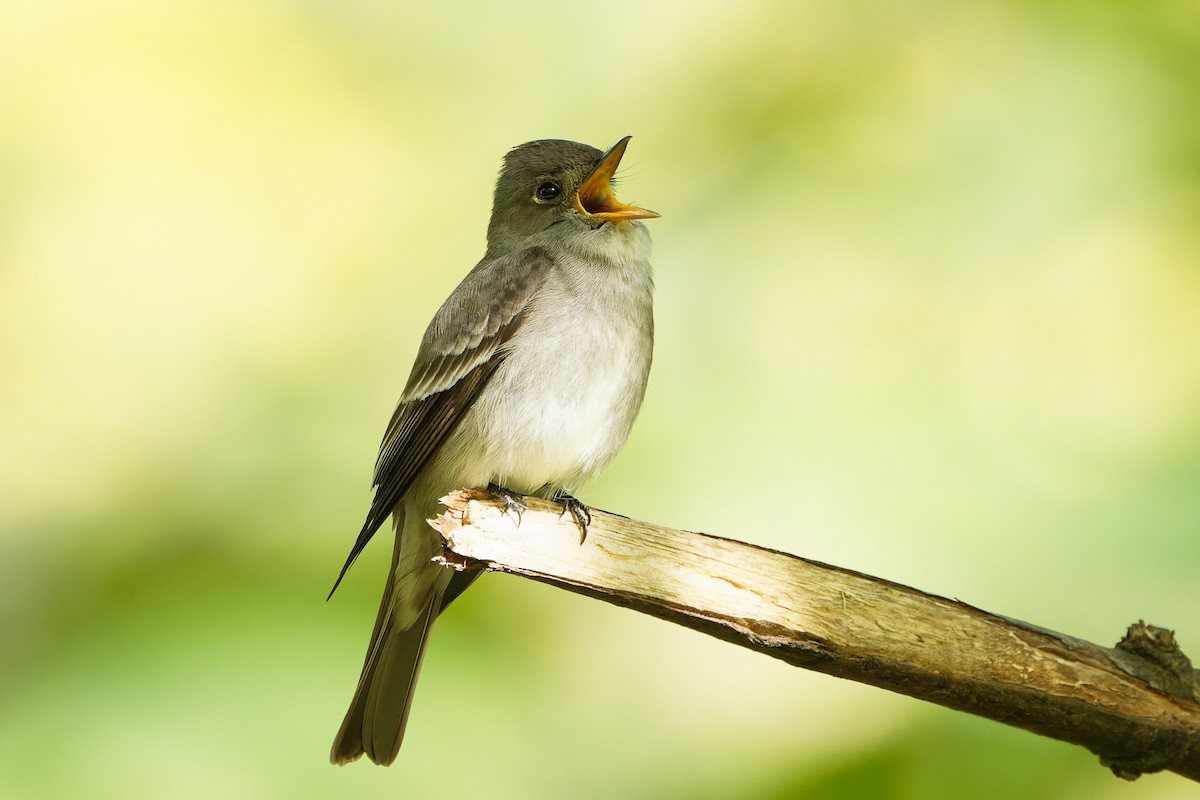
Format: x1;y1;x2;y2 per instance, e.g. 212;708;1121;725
431;221;655;497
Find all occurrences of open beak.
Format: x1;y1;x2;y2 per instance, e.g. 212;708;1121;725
574;136;660;222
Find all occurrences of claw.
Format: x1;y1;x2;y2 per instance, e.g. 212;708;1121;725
487;483;527;527
553;491;592;543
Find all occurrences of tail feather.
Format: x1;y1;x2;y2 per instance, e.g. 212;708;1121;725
331;506;446;766
331;590;441;765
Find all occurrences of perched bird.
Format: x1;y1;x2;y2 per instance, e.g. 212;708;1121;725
329;137;659;765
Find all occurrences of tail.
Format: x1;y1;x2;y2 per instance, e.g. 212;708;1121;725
330;509;445;766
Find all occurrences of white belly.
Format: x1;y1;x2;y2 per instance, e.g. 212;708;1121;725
427;251;654;498
482;323;648;491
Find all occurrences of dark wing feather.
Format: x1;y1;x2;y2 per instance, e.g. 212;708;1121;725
327;246;554;597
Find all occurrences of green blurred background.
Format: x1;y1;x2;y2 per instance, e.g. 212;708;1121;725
2;0;1198;797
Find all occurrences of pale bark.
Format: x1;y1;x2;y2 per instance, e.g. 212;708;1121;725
431;489;1200;782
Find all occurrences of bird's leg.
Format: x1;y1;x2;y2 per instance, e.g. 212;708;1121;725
487;483;527;526
551;490;592;543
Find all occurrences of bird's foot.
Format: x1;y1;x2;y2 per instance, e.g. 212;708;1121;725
487;483;527;526
552;491;592;543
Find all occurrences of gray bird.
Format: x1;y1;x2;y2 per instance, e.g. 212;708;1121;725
329;137;659;766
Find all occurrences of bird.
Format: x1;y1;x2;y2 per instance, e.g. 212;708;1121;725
328;136;659;766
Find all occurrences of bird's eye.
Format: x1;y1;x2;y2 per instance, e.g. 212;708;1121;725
535;182;561;202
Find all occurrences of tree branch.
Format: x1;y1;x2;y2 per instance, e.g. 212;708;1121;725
431;489;1200;783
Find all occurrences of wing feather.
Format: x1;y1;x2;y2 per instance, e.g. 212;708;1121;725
328;246;554;597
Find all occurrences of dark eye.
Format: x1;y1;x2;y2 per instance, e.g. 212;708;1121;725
535;182;561;201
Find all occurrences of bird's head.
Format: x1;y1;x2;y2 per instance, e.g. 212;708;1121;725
486;136;658;256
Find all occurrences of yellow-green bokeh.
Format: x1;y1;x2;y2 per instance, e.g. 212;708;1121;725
2;1;1198;798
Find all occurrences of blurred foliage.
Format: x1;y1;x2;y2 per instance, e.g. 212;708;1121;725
1;0;1198;797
